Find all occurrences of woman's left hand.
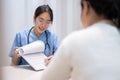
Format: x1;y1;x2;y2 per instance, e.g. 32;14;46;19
44;55;53;66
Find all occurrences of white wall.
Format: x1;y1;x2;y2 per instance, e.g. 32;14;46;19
1;0;82;66
54;0;82;40
1;0;27;66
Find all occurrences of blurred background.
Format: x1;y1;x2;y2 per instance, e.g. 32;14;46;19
0;0;82;67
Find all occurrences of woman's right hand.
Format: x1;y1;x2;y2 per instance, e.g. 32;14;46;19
12;48;21;65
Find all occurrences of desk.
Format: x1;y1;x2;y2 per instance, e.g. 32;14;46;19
1;65;43;80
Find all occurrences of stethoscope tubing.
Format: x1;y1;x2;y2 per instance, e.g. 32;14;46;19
27;27;50;51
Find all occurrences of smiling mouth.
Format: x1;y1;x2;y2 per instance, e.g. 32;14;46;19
39;27;44;31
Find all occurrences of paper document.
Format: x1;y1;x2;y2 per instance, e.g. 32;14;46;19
18;40;46;71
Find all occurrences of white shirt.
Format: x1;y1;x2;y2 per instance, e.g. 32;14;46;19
40;20;120;80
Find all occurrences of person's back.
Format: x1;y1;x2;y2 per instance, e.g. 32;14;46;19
40;20;120;80
64;20;120;80
39;0;120;80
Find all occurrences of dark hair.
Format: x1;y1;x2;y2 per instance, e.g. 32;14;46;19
34;5;53;23
82;0;120;29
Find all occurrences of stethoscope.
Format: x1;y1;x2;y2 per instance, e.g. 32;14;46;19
27;27;50;51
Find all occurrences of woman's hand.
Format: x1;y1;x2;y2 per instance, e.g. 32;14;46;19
44;55;53;66
12;48;21;65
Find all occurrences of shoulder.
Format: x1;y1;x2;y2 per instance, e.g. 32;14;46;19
16;28;30;35
45;29;58;37
45;29;56;35
61;22;118;48
60;26;100;49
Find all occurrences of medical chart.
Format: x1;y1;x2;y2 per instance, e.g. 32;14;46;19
18;40;46;71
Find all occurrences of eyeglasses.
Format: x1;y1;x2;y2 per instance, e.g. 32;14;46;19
39;18;51;26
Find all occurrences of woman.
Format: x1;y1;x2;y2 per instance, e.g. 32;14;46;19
40;0;120;80
9;5;59;65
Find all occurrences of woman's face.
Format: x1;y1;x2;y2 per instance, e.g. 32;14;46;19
34;12;51;34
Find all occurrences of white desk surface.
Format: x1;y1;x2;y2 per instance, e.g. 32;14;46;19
1;65;43;80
